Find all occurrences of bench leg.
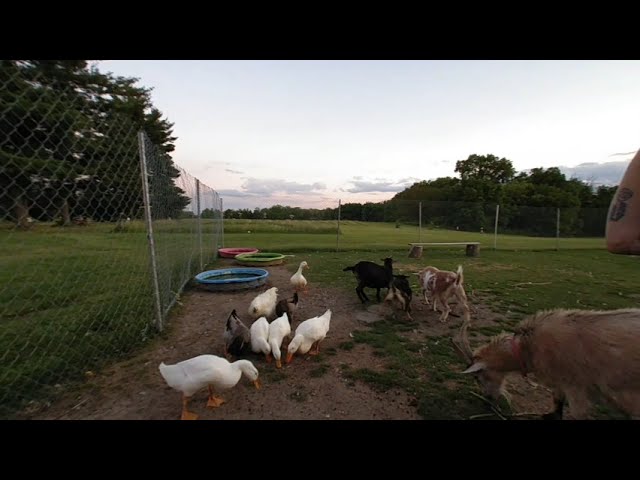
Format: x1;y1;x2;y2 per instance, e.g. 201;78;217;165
466;244;479;257
408;245;423;258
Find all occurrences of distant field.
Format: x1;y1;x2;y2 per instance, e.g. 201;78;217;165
221;219;605;251
0;218;633;418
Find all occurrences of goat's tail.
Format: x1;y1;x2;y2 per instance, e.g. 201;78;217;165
343;266;355;272
455;265;464;286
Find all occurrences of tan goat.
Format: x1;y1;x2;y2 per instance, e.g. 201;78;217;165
452;308;640;419
417;265;469;322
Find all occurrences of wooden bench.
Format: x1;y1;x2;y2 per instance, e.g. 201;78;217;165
408;242;481;258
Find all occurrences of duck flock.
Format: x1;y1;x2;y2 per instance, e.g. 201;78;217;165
158;260;334;420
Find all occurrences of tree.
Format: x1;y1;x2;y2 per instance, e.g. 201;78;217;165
0;60;93;227
0;60;190;226
455;154;516;184
526;167;567;188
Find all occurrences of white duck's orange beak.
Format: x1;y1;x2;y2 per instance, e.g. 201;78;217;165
253;379;261;390
286;352;294;364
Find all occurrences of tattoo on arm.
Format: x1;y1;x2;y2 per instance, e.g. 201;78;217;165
609;188;634;221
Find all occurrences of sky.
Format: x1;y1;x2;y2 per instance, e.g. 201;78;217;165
97;60;640;210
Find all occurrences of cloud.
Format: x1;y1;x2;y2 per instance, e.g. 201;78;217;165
217;189;260;198
215;178;330;209
240;178;327;195
344;177;421;193
558;160;631;187
200;160;231;171
609;151;636;157
225;168;244;175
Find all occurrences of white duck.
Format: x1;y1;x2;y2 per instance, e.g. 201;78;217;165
159;355;260;420
250;316;272;363
290;261;310;293
268;312;292;369
286;309;332;364
248;286;279;320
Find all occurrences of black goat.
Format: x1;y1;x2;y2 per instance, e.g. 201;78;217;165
343;257;394;303
384;274;413;320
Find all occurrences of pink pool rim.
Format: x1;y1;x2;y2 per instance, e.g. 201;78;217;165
218;247;260;258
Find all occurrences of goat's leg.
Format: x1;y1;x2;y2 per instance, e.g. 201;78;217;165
356;283;369;303
542;391;566;420
423;290;431;306
543;390;566;420
445;290;465;318
361;286;371;302
454;288;469;316
438;295;451;322
401;292;412;318
376;288;381;302
405;300;413;321
563;389;591;420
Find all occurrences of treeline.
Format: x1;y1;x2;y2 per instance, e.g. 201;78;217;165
222;154;617;237
0;60;189;227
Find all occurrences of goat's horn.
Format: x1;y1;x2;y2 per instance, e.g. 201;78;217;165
451;316;473;364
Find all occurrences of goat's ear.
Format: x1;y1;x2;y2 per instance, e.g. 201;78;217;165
462;361;486;374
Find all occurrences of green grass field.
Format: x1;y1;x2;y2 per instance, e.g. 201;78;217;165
222;219;606;252
1;219;637;419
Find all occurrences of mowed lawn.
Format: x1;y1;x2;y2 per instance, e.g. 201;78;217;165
1;219;638;419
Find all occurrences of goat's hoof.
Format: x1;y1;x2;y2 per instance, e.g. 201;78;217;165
542;412;562;421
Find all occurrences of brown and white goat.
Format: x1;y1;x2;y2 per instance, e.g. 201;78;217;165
452;308;640;420
417;265;469;322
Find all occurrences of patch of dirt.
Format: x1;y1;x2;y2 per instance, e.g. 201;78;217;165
25;264;560;421
27;265;420;420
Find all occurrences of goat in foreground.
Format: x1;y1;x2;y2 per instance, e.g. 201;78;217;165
343;257;394;303
452;308;640;419
417;265;469;322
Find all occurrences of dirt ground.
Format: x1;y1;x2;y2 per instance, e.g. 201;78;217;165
27;263;557;420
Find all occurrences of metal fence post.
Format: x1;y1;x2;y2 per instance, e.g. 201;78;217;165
494;204;500;250
220;197;224;249
196;179;202;271
138;131;164;332
556;207;560;251
419;201;422;242
336;199;341;252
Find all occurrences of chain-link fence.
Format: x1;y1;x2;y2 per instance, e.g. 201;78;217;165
410;200;608;249
0;63;223;419
140;134;223;329
332;199;608;250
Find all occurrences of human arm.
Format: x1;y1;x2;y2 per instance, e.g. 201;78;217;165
606;148;640;254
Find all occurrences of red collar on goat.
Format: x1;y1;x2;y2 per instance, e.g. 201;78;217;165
511;337;528;377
